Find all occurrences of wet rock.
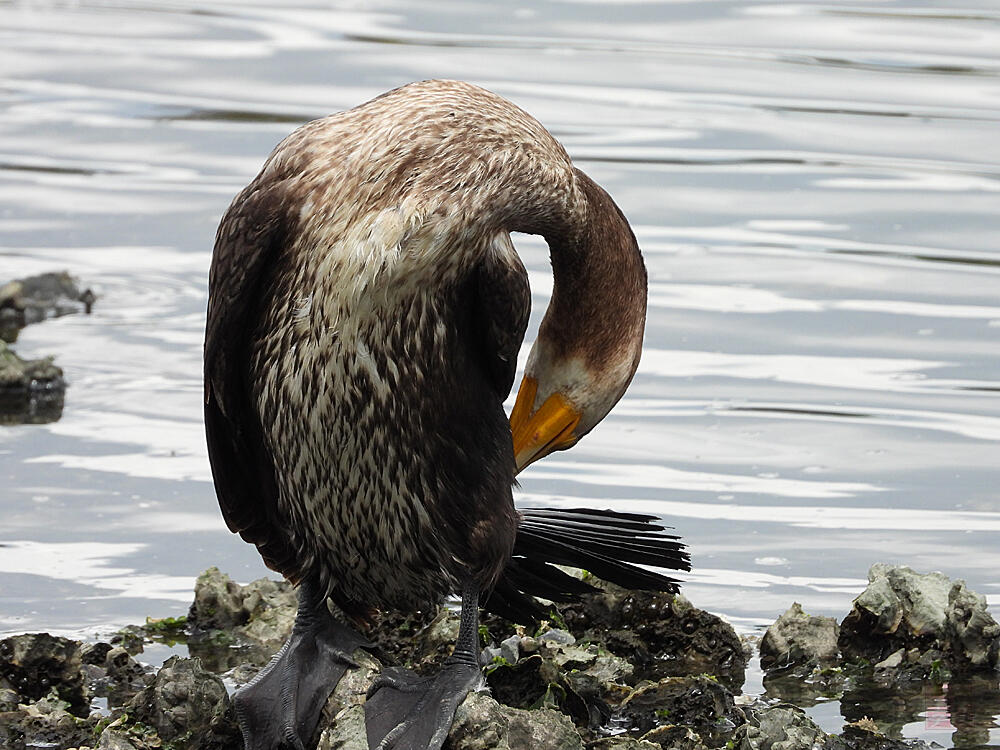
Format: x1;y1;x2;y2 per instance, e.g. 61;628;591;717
188;566;257;630
0;633;88;715
109;625;146;656
761;603;840;674
832;719;935;750
318;648;381;729
365;605;445;673
0;271;94;342
538;628;576;646
117;655;236;749
0;271;91;423
446;690;585;750
640;724;708;749
0;339;65;424
187;567;297;670
487;653;559;710
102;646;152;708
316;703;368;750
620;675;740;740
839;564;1000;675
0;685;19;711
97;728;142;749
735;704;826;750
410;608;462;672
588;737;665;750
0;692;97;750
81;641;114;666
562;582;747;692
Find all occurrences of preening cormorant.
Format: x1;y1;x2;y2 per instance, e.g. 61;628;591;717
204;79;690;750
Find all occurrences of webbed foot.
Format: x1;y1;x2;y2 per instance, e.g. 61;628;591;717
364;659;484;750
234;580;370;750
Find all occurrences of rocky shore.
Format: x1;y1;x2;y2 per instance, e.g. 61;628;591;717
1;563;997;749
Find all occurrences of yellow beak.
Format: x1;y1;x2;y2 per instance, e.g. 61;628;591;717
509;376;581;473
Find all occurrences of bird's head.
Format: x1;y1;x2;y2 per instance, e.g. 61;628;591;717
508;167;647;474
509;325;643;472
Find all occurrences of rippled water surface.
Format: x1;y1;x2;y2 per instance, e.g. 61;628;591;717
1;0;998;745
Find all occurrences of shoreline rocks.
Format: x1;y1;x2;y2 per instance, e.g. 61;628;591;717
0;563;997;749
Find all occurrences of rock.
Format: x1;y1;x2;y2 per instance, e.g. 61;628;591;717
446;690;585;750
840;564;1000;675
538;629;576;646
119;656;236;748
413;608;462;668
562;583;747;691
486;653;560;710
187;568;297;670
946;575;1000;670
735;704;827;750
833;720;936;750
316;703;369;750
0;633;88;715
188;566;255;630
80;642;114;666
505;702;584;749
318;648;381;730
0;340;65;424
444;692;510;750
588;738;662;750
0;686;18;711
0;692;97;750
641;724;708;749
760;603;840;674
0;271;94;342
97;729;142;749
620;675;740;740
102;646;151;708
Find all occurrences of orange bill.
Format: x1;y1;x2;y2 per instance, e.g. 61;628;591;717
509;376;581;473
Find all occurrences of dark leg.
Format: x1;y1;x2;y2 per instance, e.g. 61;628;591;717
364;581;484;750
233;577;371;750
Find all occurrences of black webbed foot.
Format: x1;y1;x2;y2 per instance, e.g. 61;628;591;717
234;579;370;750
364;659;484;750
364;580;485;750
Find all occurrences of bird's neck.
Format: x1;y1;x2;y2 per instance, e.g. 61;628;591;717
539;170;647;374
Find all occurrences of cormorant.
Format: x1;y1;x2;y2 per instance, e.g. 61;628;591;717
204;79;690;750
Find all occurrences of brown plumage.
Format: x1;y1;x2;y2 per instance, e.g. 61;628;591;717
205;80;688;749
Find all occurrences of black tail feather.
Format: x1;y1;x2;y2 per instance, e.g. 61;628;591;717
484;507;690;624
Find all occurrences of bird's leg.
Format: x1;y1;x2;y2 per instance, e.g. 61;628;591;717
364;580;485;750
233;576;371;750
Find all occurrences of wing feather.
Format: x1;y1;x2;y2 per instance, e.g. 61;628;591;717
472;238;531;398
204;180;301;579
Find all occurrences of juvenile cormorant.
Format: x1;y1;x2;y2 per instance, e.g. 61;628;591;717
205;79;689;750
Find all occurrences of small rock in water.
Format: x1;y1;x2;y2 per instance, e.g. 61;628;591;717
0;271;91;424
0;271;95;342
760;602;840;675
839;563;1000;675
187;566;297;671
0;340;65;425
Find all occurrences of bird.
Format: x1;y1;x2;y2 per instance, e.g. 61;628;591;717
204;79;690;750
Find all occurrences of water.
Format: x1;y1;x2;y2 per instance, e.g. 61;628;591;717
0;0;997;745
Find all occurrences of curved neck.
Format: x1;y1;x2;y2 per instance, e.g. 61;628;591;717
535;169;647;376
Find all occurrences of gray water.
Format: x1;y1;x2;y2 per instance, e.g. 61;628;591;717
0;0;998;745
